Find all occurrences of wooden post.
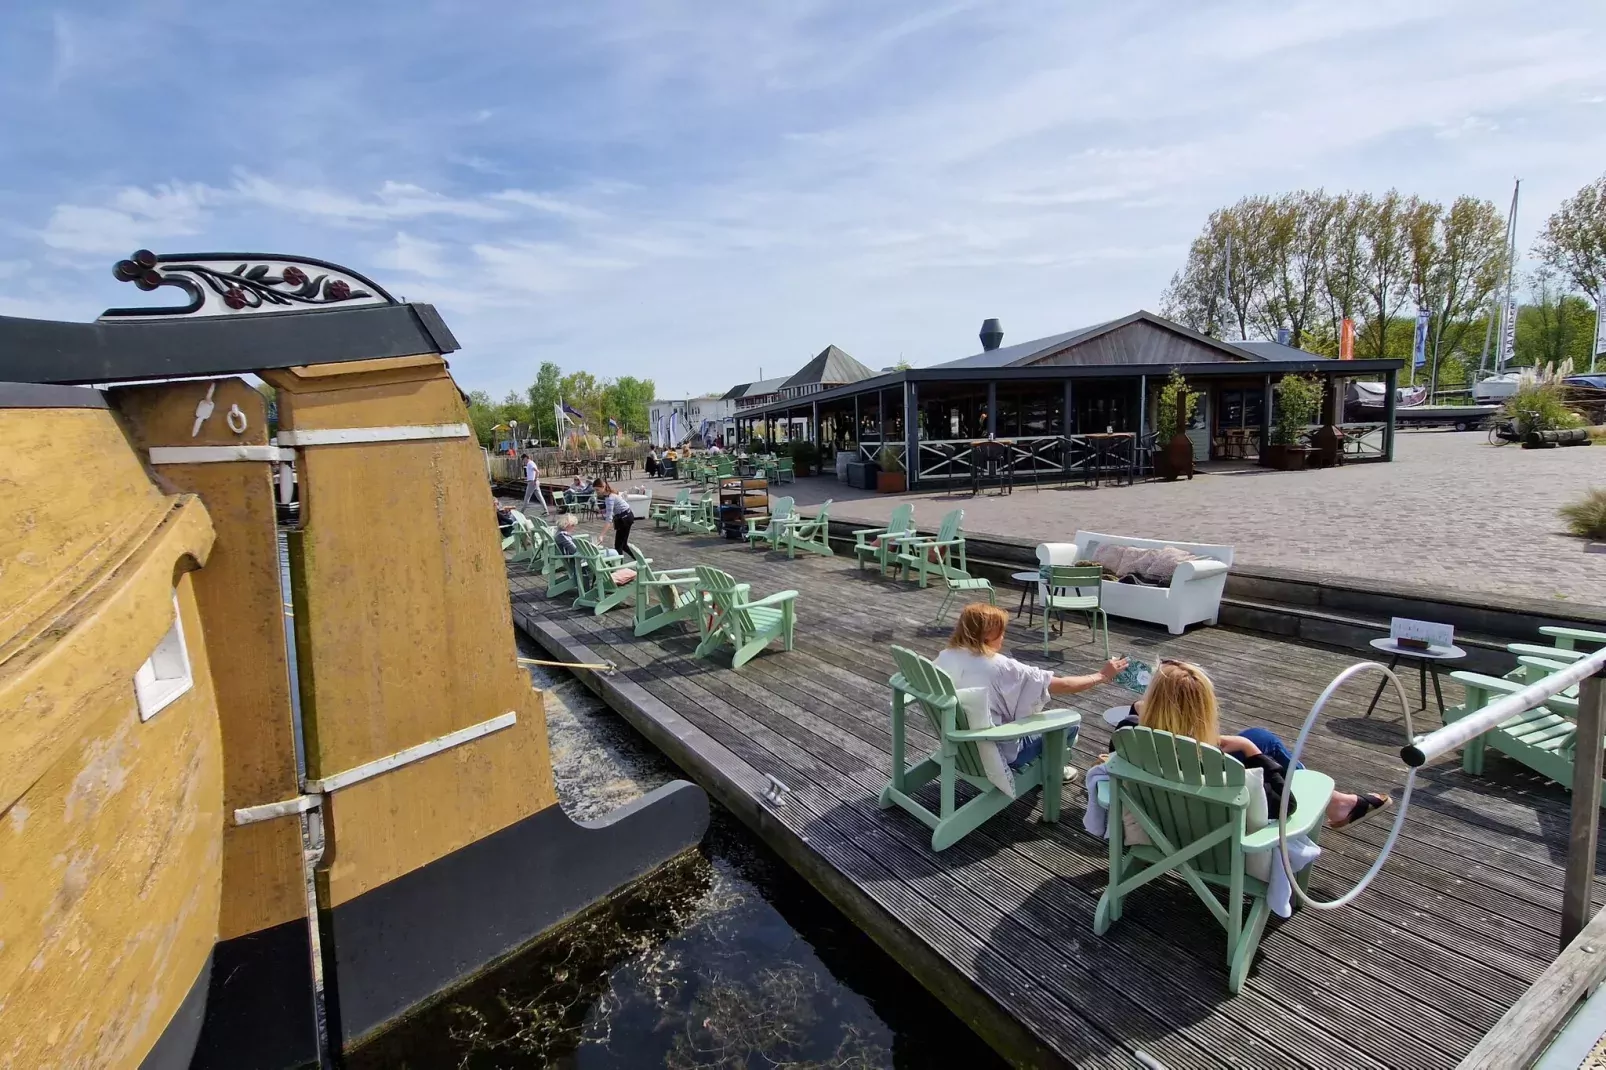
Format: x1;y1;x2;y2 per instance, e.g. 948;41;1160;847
811;399;819;443
1562;671;1606;948
1063;379;1075;475
1259;374;1273;460
1383;367;1398;462
986;380;997;438
904;379;919;487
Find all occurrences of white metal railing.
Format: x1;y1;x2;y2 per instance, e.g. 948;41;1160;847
915;435;1064;480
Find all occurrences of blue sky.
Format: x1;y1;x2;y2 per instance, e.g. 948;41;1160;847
2;1;1603;398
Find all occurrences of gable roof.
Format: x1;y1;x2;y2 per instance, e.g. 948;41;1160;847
720;382;751;400
782;344;876;389
934;311;1321;369
742;376;789;398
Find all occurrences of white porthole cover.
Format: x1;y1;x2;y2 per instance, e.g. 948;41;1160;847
134;594;194;721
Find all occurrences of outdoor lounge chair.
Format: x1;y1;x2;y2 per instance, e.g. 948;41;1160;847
1446;669;1596;797
1095;726;1334;993
652;488;692;530
745;496;795;549
539;534;580;599
1042;564;1109;658
573;540;636;615
933;572;995;624
779;500;833;558
852;503;915;575
630;548;703;637
693;565;797;669
880;645;1081;851
890;508;966;588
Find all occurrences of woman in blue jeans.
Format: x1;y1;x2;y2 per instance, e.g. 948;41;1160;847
1113;660;1390;828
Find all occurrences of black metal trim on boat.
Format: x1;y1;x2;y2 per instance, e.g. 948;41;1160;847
324;782;710;1047
0;301;459;386
0;381;107;407
190;920;320;1070
136;953;211;1070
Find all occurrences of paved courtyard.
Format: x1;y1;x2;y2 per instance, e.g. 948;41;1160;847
660;431;1605;609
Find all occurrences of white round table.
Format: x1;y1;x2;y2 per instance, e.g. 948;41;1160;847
1364;637;1466;720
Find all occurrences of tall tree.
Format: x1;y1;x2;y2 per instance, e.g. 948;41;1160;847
525;361;562;439
466;389;498;447
1516;270;1597;369
1535;172;1606;308
1160;234;1227;335
1357;190;1416;358
1320;192;1369;344
603;376;655;434
558;371;603;427
1259;191;1333;347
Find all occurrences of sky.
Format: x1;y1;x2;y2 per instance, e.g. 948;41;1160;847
2;1;1603;400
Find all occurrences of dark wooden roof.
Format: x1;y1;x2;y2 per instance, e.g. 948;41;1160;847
782;345;876;389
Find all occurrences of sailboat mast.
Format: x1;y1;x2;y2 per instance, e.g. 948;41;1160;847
1496;179;1521;373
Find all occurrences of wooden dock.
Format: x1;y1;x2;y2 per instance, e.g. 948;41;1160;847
506;517;1604;1069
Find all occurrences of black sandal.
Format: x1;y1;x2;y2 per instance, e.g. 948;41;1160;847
1334;793;1391;829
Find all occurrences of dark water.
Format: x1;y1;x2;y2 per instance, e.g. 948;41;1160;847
347;640;1008;1070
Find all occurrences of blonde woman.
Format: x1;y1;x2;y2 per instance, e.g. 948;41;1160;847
1112;660;1389;828
935;603;1126;772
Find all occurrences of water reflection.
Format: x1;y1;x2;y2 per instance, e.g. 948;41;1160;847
348;643;1005;1069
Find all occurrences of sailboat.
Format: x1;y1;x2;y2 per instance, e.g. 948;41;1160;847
0;251;708;1069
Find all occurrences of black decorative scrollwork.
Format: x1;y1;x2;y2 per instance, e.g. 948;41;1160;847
105;250;397;318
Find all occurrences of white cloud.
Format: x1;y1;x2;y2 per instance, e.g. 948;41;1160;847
492;190;606;221
233;175;509;224
375;231;448;278
40;183;216;255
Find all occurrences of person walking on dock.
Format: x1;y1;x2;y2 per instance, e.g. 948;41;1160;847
522;453;548;515
594;478;635;557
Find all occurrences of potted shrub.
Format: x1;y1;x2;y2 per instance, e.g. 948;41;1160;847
1264;373;1323;470
787;440;819;476
1151;368;1198;481
835;440;859;481
875;444;906;493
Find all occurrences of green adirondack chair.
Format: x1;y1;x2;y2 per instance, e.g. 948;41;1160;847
1447;669;1597;796
540;533;580;599
780;500;834;558
693;565;797;669
933;572;995;624
630;547;704;637
1094;726;1334;993
652;488;692;530
1041;564;1110;658
1539;625;1606;651
573;540;636;615
677;495;720;535
891;508;967;587
775;457;795;483
852;504;915;575
745;496;795;549
879;645;1081;851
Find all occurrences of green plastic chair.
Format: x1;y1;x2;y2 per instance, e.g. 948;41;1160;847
745;496;795;549
879;645;1081;851
1041;564;1109;658
933;572;995;624
780;500;834;558
891;508;966;588
1094;726;1334;992
693;565;797;669
1447;670;1594;795
677;495;720;535
539;533;580;599
852;504;915;575
775;457;795;483
573;540;636;615
651;488;690;530
630;547;704;637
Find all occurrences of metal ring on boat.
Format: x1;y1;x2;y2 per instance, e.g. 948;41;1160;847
1277;660;1418;910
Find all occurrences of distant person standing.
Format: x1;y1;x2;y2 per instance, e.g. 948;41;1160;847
594;478;635;557
521;453;548;514
645;448;660;478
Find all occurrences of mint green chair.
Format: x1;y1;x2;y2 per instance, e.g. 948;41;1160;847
651;488;691;530
852;504;915;575
1095;726;1333;992
934;572;995;624
745;496;794;549
631;547;703;637
880;645;1081;851
780;500;833;558
1448;670;1593;795
539;534;579;599
1041;563;1109;658
573;540;636;615
693;565;797;669
891;508;966;587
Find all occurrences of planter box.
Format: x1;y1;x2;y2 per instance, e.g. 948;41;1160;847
876;471;907;493
1261;444;1310;471
1153;435;1194;481
846;462;878;490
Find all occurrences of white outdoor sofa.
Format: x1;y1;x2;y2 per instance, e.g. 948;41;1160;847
1037;531;1233;635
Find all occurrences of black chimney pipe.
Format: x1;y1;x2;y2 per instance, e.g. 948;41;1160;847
979;318;1003;352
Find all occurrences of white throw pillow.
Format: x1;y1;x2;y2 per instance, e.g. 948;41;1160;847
1243;766;1271;883
956;687;1017;798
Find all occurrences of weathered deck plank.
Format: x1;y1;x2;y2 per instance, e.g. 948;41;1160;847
506;516;1604;1069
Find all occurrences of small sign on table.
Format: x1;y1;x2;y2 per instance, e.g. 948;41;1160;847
1390;617;1455;652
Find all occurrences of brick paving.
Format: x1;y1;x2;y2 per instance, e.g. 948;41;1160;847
647;431;1605;608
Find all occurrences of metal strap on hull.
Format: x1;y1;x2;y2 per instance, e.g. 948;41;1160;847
275;423;470;447
233;710;516;825
149;445;297;464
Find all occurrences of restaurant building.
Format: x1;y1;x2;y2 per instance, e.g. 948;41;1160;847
731;311;1402;489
